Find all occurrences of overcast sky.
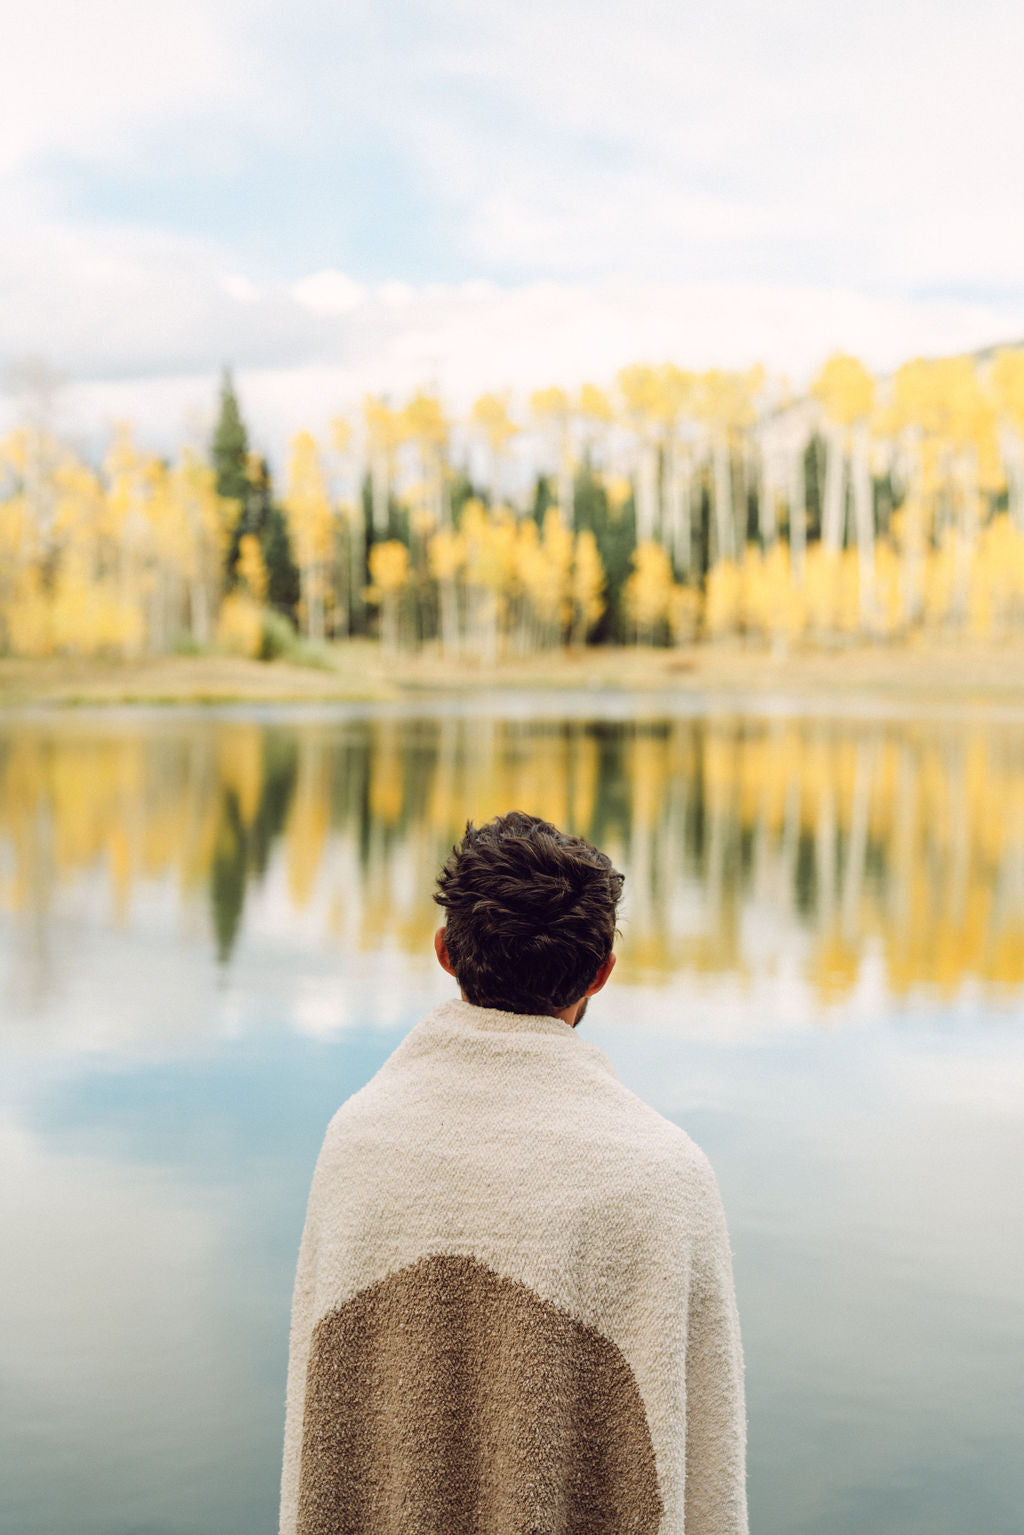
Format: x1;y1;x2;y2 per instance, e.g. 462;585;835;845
3;0;1024;460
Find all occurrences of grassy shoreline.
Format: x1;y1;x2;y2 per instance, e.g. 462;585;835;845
2;639;1023;709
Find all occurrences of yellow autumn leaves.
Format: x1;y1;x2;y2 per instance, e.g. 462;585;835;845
372;503;606;658
5;344;1024;660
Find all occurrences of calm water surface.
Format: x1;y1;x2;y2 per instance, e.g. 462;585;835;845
2;698;1022;1535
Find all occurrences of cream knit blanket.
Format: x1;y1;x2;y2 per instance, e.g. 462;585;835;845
280;997;747;1535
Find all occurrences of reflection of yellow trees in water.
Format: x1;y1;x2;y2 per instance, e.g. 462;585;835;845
2;716;1023;1004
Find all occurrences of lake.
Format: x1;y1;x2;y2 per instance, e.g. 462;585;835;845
2;696;1022;1535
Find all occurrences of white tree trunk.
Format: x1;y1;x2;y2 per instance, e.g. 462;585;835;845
712;437;734;562
952;449;979;629
371;452;389;535
900;430;926;626
635;440;659;543
788;444;807;584
665;440;692;574
557;441;574;531
850;424;875;630
821;425;846;555
754;448;776;548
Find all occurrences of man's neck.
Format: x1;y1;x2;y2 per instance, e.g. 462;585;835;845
460;990;584;1028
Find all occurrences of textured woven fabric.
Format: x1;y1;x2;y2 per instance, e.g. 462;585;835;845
280;997;747;1535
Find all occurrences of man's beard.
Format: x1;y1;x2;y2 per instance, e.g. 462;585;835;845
574;996;589;1028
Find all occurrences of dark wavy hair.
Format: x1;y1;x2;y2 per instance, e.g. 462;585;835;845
433;811;624;1014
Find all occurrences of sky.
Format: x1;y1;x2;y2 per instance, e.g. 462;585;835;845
3;0;1024;463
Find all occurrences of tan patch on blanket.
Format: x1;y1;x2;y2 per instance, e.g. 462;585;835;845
297;1251;663;1535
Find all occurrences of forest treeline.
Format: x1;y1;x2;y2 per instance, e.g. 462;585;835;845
3;347;1024;659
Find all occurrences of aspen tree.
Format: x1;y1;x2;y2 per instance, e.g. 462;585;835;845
363;396;403;536
367;539;410;656
469;393;518;503
660;365;697;575
617;365;663;544
810;354;877;629
330;416;366;637
284;431;333;642
991;350;1024;533
403;390;449;531
625;541;674;644
695;367;763;574
530;386;574;529
428;526;465;659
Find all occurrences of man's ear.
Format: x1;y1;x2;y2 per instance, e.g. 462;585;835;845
585;951;616;997
434;926;457;977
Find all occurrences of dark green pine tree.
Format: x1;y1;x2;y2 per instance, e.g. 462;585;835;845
212;368;250;501
209;369;300;621
260;475;301;617
212;368;253;585
574;458;636;644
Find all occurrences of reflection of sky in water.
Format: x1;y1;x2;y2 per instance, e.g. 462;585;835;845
2;705;1023;1535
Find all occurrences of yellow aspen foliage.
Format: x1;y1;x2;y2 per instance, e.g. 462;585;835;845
834;548;863;633
367;539;410;654
811;353;874;425
617;364;663;420
668;584;700;644
7;568;53;655
605;474;633;514
470;393;518;450
170;450;232;648
991;351;1024;432
460;502;519;602
741;543;806;640
578;383;613;423
922;532;957;628
51;554;145;655
969;514;1024;635
530;385;570;419
802;544;843;633
659;364;698;422
873;541;905;635
626;541;674;642
363;395;404;453
428;527;466;583
404;391;447;450
517;508;572;643
217;593;263;656
237;533;268;601
704;558;742;638
367;539;410;596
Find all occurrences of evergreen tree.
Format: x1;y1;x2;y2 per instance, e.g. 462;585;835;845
259;465;301;617
211;368;252;585
212;368;250;502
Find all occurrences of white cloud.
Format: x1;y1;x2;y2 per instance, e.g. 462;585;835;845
221;273;262;304
0;0;251;175
290;270;367;317
3;0;1024;461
